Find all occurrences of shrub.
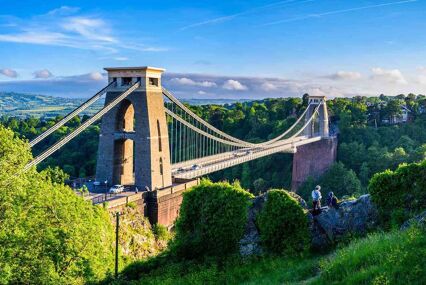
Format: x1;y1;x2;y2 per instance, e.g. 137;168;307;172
368;160;426;228
257;189;309;255
297;162;362;202
172;180;253;260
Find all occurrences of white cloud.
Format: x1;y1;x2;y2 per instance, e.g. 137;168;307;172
371;67;407;84
87;72;104;81
0;68;18;78
3;69;425;100
261;82;278;91
0;31;67;45
113;56;129;61
33;69;53;79
170;77;217;87
223;79;248;91
416;67;426;85
327;71;362;80
62;17;116;43
199;81;217;87
0;8;166;54
47;6;80;16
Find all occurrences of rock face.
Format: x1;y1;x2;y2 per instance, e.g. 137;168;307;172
113;205;169;262
400;210;426;230
239;195;265;256
310;194;378;249
239;192;379;255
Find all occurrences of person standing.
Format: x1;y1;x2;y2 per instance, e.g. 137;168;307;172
311;185;322;214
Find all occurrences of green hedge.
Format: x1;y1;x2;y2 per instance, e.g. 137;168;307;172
172;180;254;260
368;160;426;228
257;189;309;255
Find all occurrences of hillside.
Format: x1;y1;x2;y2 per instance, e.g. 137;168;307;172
0;92;104;118
0;92;249;118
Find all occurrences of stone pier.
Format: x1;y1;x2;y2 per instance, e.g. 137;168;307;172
291;136;337;191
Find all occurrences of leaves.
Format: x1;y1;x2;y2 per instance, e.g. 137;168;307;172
257;189;309;255
172;180;253;260
0;125;114;284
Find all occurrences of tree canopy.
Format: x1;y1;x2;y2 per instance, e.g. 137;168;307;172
0;125;114;284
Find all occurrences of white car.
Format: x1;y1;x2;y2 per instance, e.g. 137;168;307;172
109;185;124;194
191;164;201;170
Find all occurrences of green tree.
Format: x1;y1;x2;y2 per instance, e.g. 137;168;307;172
0;126;114;284
298;162;362;201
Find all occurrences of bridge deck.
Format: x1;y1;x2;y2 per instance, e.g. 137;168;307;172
172;136;322;179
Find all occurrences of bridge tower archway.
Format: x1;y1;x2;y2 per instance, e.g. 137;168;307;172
96;67;172;190
304;95;329;138
111;99;135;185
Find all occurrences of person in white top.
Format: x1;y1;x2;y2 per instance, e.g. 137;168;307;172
311;185;322;214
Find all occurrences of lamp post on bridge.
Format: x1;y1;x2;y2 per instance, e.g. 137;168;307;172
104;180;108;200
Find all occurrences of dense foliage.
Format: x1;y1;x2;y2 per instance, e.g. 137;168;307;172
256;190;309;255
298;162;362;201
172;180;253;260
0;125;115;284
2;94;425;197
368;160;426;228
313;227;426;285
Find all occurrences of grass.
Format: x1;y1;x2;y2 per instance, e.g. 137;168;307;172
311;227;426;285
117;254;320;285
115;227;426;285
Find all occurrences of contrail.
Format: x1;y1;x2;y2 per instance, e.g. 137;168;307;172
180;0;313;30
260;0;418;26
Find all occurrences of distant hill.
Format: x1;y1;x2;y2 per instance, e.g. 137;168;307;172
0;92;251;118
0;92;104;118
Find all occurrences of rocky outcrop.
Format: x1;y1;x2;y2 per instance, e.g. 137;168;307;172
310;194;378;249
400;210;426;230
239;195;265;256
239;193;379;255
112;205;170;262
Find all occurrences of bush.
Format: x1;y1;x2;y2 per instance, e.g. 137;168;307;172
257;189;309;255
298;162;362;202
0;126;115;284
368;160;426;228
312;227;426;285
172;180;253;260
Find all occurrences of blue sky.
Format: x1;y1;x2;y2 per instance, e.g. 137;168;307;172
0;0;426;98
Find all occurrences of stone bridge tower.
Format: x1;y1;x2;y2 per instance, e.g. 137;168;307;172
292;95;336;191
96;67;172;190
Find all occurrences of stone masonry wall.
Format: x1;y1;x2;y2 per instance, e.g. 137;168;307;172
291;137;337;191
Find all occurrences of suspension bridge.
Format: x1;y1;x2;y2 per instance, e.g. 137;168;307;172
25;66;336;226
